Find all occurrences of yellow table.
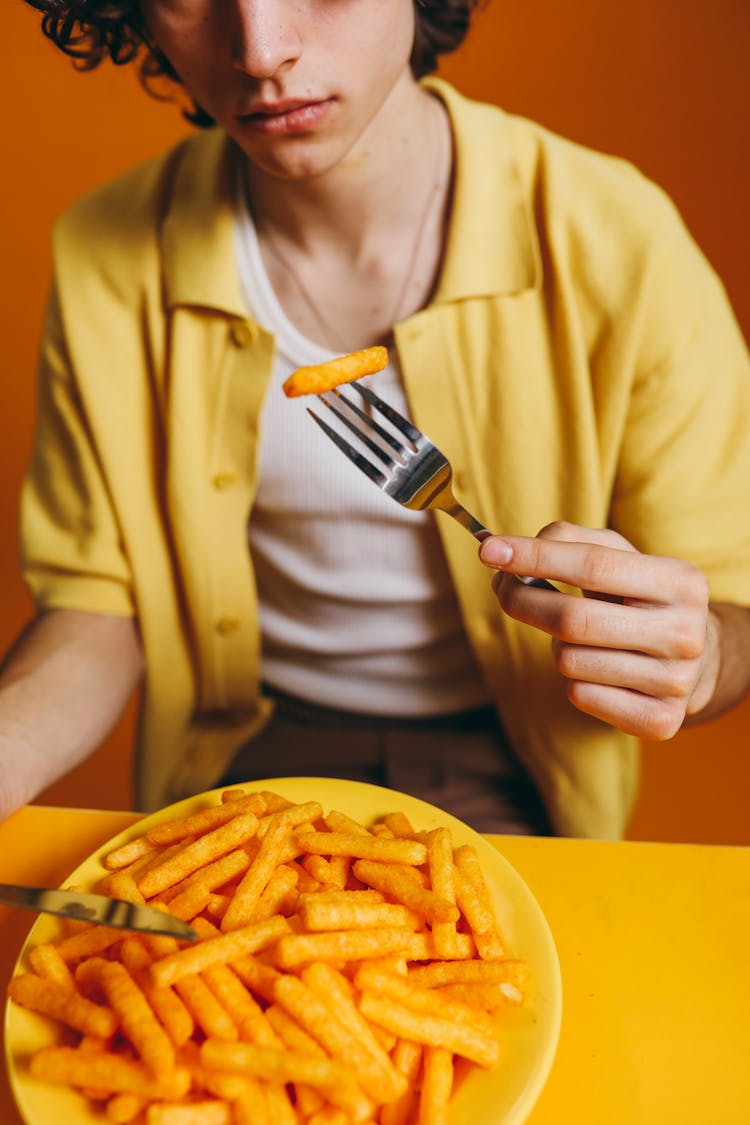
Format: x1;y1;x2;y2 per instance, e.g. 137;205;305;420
1;806;748;1123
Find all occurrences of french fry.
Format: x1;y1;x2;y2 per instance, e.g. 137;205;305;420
100;869;146;904
141;931;237;1041
137;839;198;890
162;883;212;923
138;814;259;899
105;1092;147;1123
358;992;500;1068
201;1037;352;1090
371;823;395;839
204;893;230;921
302;853;346;888
178;1039;252;1100
400;931;476;960
8;973;119;1038
264;1083;298;1125
328;854;352;887
297;1084;326;1117
407;958;528;989
77;1042;121;1099
119;938;195;1047
370;1022;399;1052
453;844;506;960
419;1046;454;1125
381;1040;422;1125
437;979;526;1007
254;789;295;812
145;1101;231;1125
103;836;157;871
309;1109;350;1125
219;788;250;803
145;793;267;846
78;1034;115;1053
220;813;293;932
233;1078;270;1125
229;954;282;1005
265;1003;323;1054
271;927;415;970
297;829;427;866
323;809;372;836
296;867;325;893
264;1005;374;1123
427;828;458;958
151;915;290;988
29;1046;191;1100
165;847;252;900
383;812;415;838
299;888;384;906
257;799;322;836
51;924;126;963
354;966;495;1035
200;963;280;1045
173;975;238;1042
246;862;299;922
272;972;400;1103
282;346;388;397
302;962;407;1102
364;954;408;976
352;860;459;924
96;959;176;1073
299;897;421;933
28;943;76;990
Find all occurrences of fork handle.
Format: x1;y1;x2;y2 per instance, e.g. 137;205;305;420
460;516;557;592
513;573;558;593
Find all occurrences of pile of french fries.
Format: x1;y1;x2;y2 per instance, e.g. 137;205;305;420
8;787;530;1125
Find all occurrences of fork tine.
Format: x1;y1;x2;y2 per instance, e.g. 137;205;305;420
307;408;388;486
349;382;421;445
319;394;402;468
326;389;407;458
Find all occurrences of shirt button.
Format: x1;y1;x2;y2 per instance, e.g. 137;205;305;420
215;615;240;635
212;470;238;491
229;321;253;347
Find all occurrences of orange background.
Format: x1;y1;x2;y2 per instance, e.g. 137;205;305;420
1;1;748;844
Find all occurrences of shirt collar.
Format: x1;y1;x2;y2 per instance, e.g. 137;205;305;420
424;77;543;303
162;127;247;316
162;79;542;314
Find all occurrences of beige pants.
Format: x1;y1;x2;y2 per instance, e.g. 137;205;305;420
221;688;552;836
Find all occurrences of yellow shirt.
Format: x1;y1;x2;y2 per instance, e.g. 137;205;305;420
21;80;750;837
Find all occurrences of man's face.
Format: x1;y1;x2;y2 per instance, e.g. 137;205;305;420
141;0;418;180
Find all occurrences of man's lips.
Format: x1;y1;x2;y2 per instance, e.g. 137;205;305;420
237;98;333;135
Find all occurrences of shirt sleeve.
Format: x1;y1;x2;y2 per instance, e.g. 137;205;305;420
20;281;135;617
608;196;750;605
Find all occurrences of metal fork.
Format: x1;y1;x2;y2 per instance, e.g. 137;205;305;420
308;381;555;591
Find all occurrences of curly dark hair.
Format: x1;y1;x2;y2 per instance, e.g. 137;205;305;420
25;0;485;126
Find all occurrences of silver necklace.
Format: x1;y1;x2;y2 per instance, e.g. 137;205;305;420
254;111;449;351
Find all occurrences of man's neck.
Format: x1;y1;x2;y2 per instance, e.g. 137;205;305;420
245;79;448;254
242;79;453;351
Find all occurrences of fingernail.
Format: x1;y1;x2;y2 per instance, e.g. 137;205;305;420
480;539;514;566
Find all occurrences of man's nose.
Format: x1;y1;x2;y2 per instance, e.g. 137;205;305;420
231;0;303;78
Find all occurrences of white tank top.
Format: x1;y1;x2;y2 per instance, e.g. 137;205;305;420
234;190;490;716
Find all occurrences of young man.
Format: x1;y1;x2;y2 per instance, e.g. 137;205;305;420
2;0;749;836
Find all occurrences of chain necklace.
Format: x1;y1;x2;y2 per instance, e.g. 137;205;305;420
252;108;450;352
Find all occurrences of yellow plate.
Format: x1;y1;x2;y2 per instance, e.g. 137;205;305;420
5;777;562;1124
